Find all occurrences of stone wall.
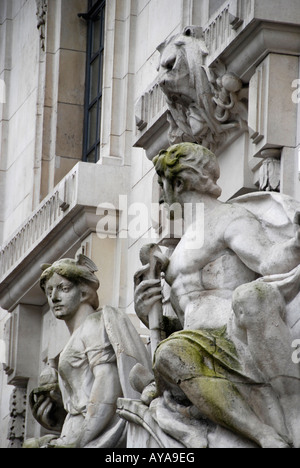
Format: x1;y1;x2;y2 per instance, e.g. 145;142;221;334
0;0;39;244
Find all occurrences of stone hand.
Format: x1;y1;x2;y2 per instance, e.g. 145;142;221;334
134;264;163;327
23;434;59;449
29;384;66;433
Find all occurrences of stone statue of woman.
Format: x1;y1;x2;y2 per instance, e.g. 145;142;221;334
24;255;151;448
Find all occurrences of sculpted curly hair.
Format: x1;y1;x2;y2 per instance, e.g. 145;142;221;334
153;143;222;198
40;257;100;310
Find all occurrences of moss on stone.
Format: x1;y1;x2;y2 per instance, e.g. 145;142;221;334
152;142;221;196
40;259;99;292
156;327;244;381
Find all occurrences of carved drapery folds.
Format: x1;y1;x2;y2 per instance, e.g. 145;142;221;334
156;26;248;154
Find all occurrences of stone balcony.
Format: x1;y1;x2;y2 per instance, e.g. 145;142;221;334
0;161;129;312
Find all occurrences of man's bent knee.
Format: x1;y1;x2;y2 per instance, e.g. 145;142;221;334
154;340;181;382
154;338;206;384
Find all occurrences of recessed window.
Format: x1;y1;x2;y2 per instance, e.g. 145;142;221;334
82;0;106;163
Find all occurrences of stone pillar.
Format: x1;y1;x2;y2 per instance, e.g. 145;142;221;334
3;304;43;443
7;387;27;448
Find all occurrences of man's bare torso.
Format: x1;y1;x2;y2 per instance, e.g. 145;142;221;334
165;203;257;329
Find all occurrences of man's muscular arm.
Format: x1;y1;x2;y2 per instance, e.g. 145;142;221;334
224;210;300;277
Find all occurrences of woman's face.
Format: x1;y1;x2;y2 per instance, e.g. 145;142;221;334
45;273;82;321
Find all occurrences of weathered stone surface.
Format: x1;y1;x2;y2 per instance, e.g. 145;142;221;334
24;255;151;448
132;143;300;448
1;0;300;449
156;27;248;155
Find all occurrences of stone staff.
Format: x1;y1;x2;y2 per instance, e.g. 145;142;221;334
138;243;169;357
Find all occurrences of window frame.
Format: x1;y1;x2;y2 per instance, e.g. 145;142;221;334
82;0;106;163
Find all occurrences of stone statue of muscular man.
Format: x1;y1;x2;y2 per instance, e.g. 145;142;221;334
134;142;300;448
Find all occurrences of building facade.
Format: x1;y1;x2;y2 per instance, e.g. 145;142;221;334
0;0;299;447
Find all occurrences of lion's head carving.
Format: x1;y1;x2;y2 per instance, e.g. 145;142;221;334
157;26;248;152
